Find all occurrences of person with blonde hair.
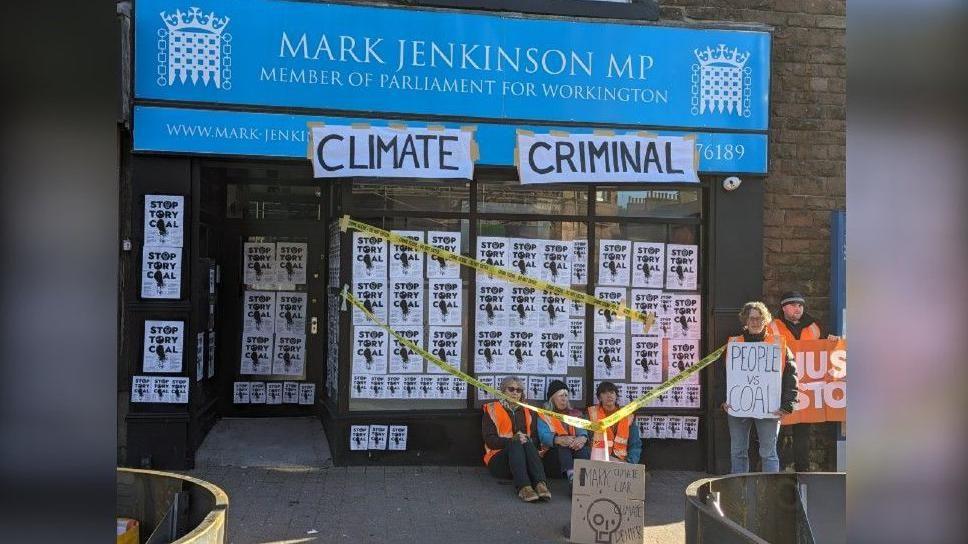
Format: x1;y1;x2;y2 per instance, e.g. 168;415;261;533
537;380;590;485
716;301;799;473
481;376;551;502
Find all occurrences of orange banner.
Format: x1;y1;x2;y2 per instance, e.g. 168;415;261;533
781;339;847;425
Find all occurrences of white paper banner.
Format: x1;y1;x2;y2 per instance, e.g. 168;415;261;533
389;326;424;374
243;242;276;287
428;279;462;326
594;333;626;380
310;125;475;180
389;230;425;279
427;231;462;279
353;326;388;375
598;240;632;286
141;246;182;299
272;333;306;376
240;333;273;375
389;279;424;326
665;244;699;290
476;236;510;279
517;133;698;184
275;292;308;334
243;291;276;335
143;320;184;373
632;242;665;288
144;195;184;247
352;233;388;280
476;281;509;328
427;327;462;373
475;328;507;374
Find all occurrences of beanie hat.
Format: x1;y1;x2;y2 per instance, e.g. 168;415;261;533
546;379;568;400
780;291;806;307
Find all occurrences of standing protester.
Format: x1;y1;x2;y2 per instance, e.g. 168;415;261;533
585;382;642;464
771;290;839;471
482;376;551;503
717;302;799;473
537;380;590;484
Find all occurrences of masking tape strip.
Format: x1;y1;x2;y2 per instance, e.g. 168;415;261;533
340;215;655;331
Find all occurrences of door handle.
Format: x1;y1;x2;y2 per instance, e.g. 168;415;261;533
310;316;319;335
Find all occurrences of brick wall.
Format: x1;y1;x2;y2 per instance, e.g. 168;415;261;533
661;1;847;471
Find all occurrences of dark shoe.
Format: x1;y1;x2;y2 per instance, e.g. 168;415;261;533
534;481;552;501
518;485;539;502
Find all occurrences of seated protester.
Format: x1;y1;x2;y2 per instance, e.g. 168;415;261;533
482;376;552;503
585;382;642;464
537;380;590;484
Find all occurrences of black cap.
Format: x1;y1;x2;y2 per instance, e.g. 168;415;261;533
780;291;806;307
596;381;618;397
546;379;568;400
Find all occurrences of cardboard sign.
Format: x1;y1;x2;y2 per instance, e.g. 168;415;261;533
569;342;585;368
275;242;307;285
266;382;283;404
509;286;539;328
389;279;424;326
143;320;184;373
594;334;626;380
538;331;568;375
571;240;588;285
508;328;537;375
782;339;847;425
240;333;273;375
476;236;509;280
243;242;276;287
428;278;462;326
275;292;307;334
388;425;408;451
540;293;570;330
299;383;315;405
353;326;388;375
518;132;698;184
631;242;665;288
630;337;662;383
144;195;184;247
570;460;646;544
476;281;509;327
272;333;306;376
367;425;389;450
670;294;701;340
667;339;701;385
350;425;370;451
249;381;267;404
141;246;182;298
243;291;276;335
352;233;388;280
594;286;628;333
427;231;461;279
630;289;662;336
310;125;475;180
388;326;424;374
427;326;462;373
233;382;250;404
475;327;508;373
598;240;631;286
726;341;783;418
665;244;698;290
389;230;425;279
539;240;572;285
352;280;387;326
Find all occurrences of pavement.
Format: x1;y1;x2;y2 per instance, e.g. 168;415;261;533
187;418;706;544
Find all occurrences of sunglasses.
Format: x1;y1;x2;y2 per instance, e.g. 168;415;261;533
505;387;524;393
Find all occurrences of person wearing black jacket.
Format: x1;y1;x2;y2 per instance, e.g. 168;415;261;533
482;376;550;502
716;301;798;473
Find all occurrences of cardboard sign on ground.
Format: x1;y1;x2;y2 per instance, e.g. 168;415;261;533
570;459;646;544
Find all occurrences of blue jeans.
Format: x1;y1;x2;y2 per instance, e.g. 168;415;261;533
727;415;781;473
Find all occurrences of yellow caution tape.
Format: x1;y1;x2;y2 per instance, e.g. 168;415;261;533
339;215;655;333
343;287;726;433
341;287;597;431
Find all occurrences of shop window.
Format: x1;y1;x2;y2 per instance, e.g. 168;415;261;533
350;180;469;213
226;183;321;220
478;178;586;215
595;188;701;219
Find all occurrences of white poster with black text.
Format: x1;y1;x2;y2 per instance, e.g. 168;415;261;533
141;246;182;299
426;231;461;279
665;244;698;290
243;242;276;288
144;195;184;247
389;230;425;279
142;320;184;373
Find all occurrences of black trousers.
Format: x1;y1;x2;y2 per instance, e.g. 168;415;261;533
487;439;546;490
542;444;591;479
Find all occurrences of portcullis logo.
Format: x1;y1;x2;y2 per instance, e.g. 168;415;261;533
158;7;232;89
691;44;751;118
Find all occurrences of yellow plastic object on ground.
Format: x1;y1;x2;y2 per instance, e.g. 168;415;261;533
116;518;139;544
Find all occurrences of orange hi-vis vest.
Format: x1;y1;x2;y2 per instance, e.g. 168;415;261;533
482;401;533;466
769;319;821;341
537;412;577;457
587;405;633;461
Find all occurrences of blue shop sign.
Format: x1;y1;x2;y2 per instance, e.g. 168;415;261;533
134;105;768;174
135;0;771;131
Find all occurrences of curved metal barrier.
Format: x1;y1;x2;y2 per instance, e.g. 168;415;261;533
117;468;228;543
684;472;845;544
